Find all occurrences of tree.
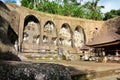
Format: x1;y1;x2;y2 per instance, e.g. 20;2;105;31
72;6;85;18
21;0;29;8
36;1;61;14
103;9;120;20
21;0;104;20
83;0;104;20
21;0;34;9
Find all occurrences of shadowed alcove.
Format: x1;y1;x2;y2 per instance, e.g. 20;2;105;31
59;23;72;47
22;15;41;52
73;26;85;48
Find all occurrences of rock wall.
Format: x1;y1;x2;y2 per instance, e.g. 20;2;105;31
6;4;104;52
0;1;20;61
0;61;72;80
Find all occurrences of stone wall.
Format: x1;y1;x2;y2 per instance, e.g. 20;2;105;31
0;2;105;54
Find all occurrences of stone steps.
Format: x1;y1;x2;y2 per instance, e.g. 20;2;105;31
20;53;64;61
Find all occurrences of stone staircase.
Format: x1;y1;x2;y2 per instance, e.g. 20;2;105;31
19;53;64;61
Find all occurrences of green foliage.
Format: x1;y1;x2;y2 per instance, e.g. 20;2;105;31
62;4;75;16
83;0;104;20
37;1;60;14
21;0;104;20
72;6;85;18
21;0;29;7
104;9;120;20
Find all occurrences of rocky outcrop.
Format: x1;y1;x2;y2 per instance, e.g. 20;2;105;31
0;16;20;61
0;61;72;80
86;17;120;46
0;1;19;61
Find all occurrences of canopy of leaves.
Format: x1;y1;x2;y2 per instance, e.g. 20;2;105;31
104;9;120;20
21;0;104;20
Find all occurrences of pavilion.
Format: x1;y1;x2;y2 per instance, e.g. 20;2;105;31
87;17;120;56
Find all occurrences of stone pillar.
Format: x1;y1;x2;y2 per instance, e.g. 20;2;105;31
71;33;75;48
40;20;45;46
18;16;25;52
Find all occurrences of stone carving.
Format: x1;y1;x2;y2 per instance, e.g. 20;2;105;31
73;30;84;48
23;21;40;44
59;25;71;47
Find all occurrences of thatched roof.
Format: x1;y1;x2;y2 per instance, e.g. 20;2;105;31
87;17;120;47
80;45;90;50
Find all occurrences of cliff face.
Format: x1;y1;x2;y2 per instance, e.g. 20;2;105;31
6;2;104;45
0;16;11;52
0;0;119;55
0;3;11;52
0;61;72;80
86;17;120;46
0;1;20;61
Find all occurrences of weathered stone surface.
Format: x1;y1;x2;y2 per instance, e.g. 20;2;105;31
5;1;104;53
0;61;72;80
0;1;120;59
0;15;13;53
0;1;11;22
0;1;19;61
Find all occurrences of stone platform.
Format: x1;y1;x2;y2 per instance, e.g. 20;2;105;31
30;60;120;80
18;53;120;80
